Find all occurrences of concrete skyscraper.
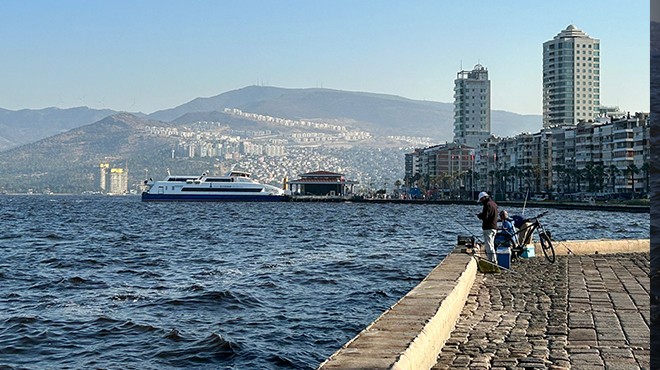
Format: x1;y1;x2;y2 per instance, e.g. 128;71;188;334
453;64;491;149
543;25;600;127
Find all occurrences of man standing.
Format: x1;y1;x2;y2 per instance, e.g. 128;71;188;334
477;191;498;262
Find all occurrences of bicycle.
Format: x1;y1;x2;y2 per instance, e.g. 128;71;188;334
495;211;556;263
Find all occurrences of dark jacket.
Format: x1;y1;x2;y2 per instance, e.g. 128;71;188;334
477;198;498;230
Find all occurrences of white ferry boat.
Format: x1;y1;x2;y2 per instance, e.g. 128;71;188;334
141;171;289;202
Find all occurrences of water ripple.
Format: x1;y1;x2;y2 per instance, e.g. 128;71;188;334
0;195;649;369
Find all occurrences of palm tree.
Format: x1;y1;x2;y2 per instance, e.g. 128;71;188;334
607;165;620;194
641;163;650;196
471;171;480;199
593;164;605;194
517;167;525;195
554;165;566;193
626;163;640;197
488;170;496;194
573;168;584;193
584;162;595;193
508;166;518;193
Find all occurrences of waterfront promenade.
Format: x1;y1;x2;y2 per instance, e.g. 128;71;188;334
319;240;650;370
433;252;649;369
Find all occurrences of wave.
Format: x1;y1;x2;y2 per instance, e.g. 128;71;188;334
0;198;649;369
153;333;240;365
143;290;264;310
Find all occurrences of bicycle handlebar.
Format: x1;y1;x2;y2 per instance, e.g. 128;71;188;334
520;211;549;222
534;211;549;219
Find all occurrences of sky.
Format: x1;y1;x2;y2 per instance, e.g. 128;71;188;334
0;0;650;115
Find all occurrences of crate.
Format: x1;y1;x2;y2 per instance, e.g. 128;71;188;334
521;244;535;258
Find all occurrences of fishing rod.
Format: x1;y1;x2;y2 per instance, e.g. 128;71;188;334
455;220;516;273
456;220;484;243
522;179;531;216
554;240;575;255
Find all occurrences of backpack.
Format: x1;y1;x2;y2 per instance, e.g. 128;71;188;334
511;215;526;229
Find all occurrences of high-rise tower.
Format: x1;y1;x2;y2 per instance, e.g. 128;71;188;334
453;64;491;149
543;25;600;127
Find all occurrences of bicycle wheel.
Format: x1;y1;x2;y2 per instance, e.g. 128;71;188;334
539;231;555;263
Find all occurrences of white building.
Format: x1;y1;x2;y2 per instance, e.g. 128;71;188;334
543;25;600;127
453;64;491;149
109;168;128;195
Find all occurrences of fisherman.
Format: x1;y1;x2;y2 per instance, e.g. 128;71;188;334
476;191;498;262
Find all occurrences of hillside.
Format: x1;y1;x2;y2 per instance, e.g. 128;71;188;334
0;114;174;193
150;86;541;140
0;106;119;151
0;86;543;193
0;86;541;152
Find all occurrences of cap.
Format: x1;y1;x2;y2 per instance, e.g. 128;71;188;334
477;191;489;203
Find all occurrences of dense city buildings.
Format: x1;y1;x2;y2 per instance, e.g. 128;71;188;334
406;113;649;200
474;113;649;200
453;64;491;148
404;143;475;199
543;25;600;127
406;25;648;201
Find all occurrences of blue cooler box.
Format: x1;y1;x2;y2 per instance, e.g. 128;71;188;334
521;244;535;258
496;247;511;269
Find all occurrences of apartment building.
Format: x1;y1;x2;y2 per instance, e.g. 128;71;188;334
453;64;491;148
474;113;649;198
543;25;600;127
404;143;476;197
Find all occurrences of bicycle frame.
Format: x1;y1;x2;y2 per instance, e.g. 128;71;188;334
495;213;555;263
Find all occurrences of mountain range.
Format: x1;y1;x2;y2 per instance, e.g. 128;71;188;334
0;86;542;193
0;86;541;151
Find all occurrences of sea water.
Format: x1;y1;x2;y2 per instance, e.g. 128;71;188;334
0;195;649;369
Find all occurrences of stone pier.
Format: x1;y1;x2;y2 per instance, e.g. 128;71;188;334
318;239;650;370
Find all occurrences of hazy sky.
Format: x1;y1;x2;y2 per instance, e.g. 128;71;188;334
0;0;650;115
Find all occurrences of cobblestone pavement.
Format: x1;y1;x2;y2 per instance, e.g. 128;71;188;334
432;253;650;370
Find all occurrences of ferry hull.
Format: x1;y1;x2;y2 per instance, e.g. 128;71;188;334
141;192;290;202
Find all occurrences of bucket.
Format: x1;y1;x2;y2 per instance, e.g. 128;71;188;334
496;247;511;269
521;244;535;258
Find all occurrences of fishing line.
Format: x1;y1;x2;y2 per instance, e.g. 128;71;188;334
456;220;483;243
554;240;575;255
470;252;516;273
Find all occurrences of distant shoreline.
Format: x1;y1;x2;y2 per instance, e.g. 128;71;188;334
0;193;649;213
291;196;650;213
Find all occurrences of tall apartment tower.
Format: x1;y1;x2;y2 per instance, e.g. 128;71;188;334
453;64;491;149
543;25;600;127
99;163;109;192
109;168;128;194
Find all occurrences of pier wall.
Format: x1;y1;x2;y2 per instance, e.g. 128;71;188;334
538;238;649;256
318;238;649;370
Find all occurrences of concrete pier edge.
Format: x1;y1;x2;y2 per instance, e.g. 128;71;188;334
318;238;649;370
391;255;477;370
